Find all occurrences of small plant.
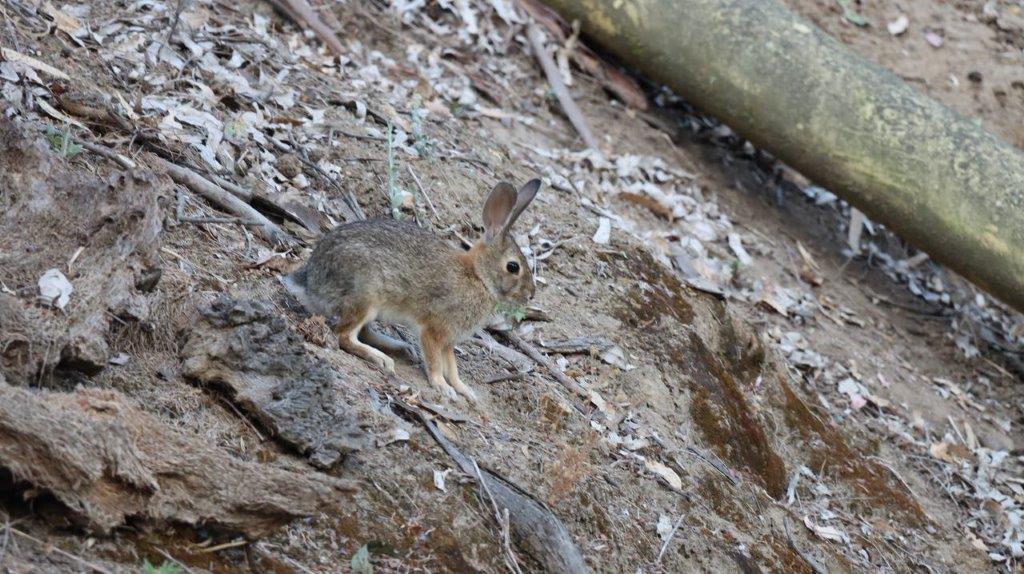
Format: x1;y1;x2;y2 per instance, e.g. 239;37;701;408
447;101;468;117
409;94;433;159
142;559;181;574
45;125;83;158
350;544;374;574
496;301;527;322
385;121;411;220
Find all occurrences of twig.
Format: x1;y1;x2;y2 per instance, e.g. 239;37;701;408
175;190;261;228
338;156;385;162
80;141;136;169
279;553;317;574
392;400;590;574
483;372;525;385
160;0;188;60
206;172;255;202
153;155;297;247
10;527;113;574
407;165;439;220
1;3;22;53
0;515;10;568
196;537;248;554
264;0;343;54
503;331;589;400
682;447;739;486
179;216;262;226
84;123;310;236
654;514;684;565
525;24;599;150
474;460;524;574
474;331;535;374
783;518;828;574
333;128;386;142
0;47;69;80
435;153;491;168
217;395;267;442
160;246;231;286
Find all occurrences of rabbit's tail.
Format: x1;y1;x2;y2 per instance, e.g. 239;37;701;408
280;267;316;311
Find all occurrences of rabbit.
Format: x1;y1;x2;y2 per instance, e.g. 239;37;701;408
283;178;541;402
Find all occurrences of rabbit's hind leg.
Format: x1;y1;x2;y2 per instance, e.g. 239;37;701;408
359;325;416;359
418;323;459;400
335;304;396;373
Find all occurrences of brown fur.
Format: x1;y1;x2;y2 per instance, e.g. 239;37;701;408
284;180;542;401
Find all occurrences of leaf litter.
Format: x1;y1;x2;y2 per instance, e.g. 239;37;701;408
0;0;1021;571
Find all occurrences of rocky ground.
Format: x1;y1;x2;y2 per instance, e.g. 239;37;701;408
0;0;1023;572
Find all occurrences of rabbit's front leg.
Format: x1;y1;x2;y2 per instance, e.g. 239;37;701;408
419;323;459;400
442;347;478;403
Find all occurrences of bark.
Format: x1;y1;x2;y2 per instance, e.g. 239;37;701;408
541;0;1024;311
182;296;367;469
0;383;356;537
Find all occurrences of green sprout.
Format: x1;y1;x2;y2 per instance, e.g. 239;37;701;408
142;560;181;574
496;301;527;322
45;125;83;158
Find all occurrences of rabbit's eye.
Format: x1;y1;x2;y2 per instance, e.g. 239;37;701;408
506;261;520;274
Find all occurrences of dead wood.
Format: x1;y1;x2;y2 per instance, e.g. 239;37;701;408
182;296;367;469
395;401;591;574
526;24;599;150
44;90;303;238
475;330;535;374
152;156;298;247
542;0;1024;312
518;0;647;110
205;171;321;232
0;120;162;383
265;0;344;55
503;331;590;401
0;382;355;537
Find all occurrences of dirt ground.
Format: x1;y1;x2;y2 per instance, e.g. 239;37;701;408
0;0;1023;573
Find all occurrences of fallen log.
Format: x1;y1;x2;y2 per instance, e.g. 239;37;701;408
0;383;356;537
182;296;367;469
541;0;1024;312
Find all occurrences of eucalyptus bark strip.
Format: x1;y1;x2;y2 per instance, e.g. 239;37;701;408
542;0;1024;311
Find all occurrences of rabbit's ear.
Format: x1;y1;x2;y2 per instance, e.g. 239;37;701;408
482;182;518;240
502;179;541;234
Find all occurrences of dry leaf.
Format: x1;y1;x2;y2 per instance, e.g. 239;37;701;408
847;208;866;252
618;191;673;220
656;514;674;540
592;217;611;244
598;345;635;371
1;48;70;80
887;15;909;35
759;285;796;316
929;441;972;464
38;268;73;309
43;2;85;39
803;516;849;544
433;469;450;492
644;458;682;491
588;389;616;420
38;100;87;129
728;233;753;266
